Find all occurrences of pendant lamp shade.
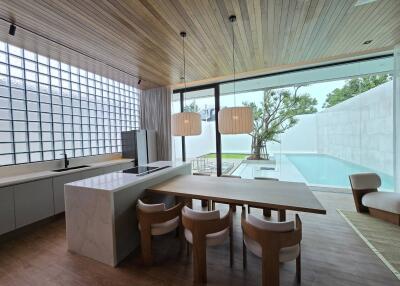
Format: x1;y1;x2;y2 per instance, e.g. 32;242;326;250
217;15;253;135
218;106;253;134
171;112;201;136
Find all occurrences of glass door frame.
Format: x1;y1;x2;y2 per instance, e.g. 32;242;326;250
173;84;222;176
173;53;394;178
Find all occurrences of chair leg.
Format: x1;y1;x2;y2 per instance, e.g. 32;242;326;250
248;206;251;214
262;252;280;286
201;199;208;208
242;240;247;269
193;240;207;283
296;249;301;284
140;227;152;266
232;205;237;212
229;227;234;267
186;241;190;257
212;201;216;211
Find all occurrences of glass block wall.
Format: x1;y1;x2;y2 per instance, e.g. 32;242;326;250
0;41;140;165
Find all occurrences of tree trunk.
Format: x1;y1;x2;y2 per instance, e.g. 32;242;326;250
251;138;263;160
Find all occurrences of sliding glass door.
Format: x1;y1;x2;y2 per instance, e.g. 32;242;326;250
173;55;396;191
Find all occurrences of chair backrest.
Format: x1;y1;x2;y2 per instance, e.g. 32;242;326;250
182;206;231;238
247;214;294;232
348;173;380;213
349;173;381;190
182;206;220;220
137;199;165;213
137;199;183;226
241;213;302;252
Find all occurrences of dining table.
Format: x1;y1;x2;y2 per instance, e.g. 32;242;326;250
147;174;326;284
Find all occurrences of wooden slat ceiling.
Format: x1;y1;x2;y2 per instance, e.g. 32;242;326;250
0;0;398;90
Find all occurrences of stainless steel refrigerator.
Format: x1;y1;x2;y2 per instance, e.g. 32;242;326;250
121;130;157;166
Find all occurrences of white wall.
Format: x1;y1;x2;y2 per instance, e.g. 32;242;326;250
316;81;393;175
269;114;318;154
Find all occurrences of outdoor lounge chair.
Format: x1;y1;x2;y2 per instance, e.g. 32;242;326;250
349;173;400;226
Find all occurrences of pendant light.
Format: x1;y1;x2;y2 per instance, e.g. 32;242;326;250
171;31;202;136
218;15;253;135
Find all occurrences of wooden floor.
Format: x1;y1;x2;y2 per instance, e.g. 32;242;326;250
0;191;398;286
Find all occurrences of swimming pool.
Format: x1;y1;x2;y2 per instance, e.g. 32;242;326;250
232;153;394;191
286;153;394;190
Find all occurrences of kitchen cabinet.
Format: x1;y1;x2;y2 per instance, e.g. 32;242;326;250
0;186;15;235
14;178;53;228
53;173;82;214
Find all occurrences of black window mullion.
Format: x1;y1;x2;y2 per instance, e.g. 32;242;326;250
6;44;16;165
23;51;34;162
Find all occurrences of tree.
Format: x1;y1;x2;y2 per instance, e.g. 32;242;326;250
244;87;317;160
184;101;199;112
323;74;391;108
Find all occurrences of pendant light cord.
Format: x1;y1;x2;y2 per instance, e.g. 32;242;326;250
183;35;187;93
181;31;187;108
232;17;236;107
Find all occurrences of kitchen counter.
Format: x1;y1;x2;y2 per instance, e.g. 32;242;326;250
64;161;191;267
0;159;134;188
65;161;187;192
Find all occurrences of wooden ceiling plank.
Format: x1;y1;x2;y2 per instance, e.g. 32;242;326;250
0;0;397;89
341;1;399;54
303;0;333;61
288;0;312;64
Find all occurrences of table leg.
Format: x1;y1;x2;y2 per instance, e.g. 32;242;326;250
263;208;272;217
278;209;286;222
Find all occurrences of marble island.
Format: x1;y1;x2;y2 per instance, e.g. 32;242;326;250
64;161;191;266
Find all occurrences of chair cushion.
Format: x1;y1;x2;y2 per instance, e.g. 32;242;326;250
137;199;165;212
243;234;300;262
184;228;229;246
349;173;381;190
244;215;298;262
362;192;400;214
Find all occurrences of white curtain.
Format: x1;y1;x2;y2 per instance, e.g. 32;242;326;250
140;87;172;160
394;45;400;192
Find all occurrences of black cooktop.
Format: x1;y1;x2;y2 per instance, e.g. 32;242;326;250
122;165;170;176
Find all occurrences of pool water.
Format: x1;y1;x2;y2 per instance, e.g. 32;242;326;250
286;153;394;191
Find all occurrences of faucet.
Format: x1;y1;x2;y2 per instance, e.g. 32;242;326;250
62;153;69;169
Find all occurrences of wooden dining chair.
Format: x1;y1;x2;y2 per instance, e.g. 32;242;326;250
182;205;233;283
250;177;286;221
193;172;212;209
241;212;302;286
137;199;183;265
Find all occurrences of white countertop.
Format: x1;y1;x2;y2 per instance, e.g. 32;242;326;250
65;161;191;192
0;159;134;188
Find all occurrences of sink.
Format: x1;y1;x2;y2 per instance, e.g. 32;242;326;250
52;165;90;172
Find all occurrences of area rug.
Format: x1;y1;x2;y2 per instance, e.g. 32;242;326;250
337;209;400;280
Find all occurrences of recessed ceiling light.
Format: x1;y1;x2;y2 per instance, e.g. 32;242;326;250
363;40;373;45
355;0;378;6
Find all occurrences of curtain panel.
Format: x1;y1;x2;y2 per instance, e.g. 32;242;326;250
140;87;172;160
394;45;400;193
